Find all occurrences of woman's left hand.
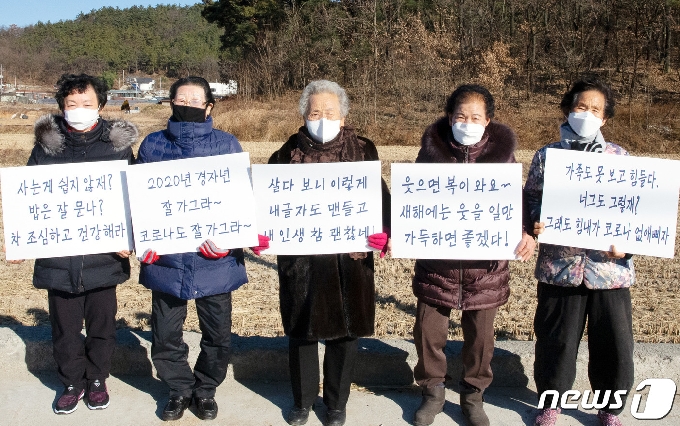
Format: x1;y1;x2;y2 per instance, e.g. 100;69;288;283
514;232;536;262
199;239;231;259
368;228;391;258
606;245;626;259
116;250;131;258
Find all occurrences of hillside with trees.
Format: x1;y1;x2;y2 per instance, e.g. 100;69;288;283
0;4;223;85
1;1;679;150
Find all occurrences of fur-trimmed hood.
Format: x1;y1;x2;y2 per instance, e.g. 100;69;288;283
416;117;517;164
34;114;138;157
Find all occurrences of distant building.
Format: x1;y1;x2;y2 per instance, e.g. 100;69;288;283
1;90;18;102
107;89;145;100
127;77;155;92
209;81;237;98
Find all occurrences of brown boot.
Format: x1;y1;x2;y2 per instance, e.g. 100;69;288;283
460;389;490;426
413;384;445;426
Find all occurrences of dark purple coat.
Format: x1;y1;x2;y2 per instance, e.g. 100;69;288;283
412;117;519;310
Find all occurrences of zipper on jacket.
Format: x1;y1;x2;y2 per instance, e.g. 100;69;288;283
458;147;468;310
458;260;463;310
77;256;85;293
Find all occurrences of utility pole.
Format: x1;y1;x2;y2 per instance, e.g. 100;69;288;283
0;64;4;96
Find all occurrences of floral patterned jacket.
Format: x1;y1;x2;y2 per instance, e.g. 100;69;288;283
524;141;636;289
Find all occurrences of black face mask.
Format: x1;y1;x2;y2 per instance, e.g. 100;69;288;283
172;104;207;123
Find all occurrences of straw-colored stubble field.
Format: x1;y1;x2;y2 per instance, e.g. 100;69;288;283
1;104;679;344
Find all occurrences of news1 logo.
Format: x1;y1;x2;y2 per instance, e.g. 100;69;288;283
538;379;677;420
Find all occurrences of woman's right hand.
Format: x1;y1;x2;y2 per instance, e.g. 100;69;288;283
138;249;160;264
534;221;545;236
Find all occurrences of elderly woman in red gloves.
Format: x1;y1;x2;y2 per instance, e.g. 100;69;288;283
136;76;269;422
268;79;391;426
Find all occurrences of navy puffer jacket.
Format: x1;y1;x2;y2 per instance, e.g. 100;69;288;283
136;117;248;300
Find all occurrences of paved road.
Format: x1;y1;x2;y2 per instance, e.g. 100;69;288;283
1;371;678;425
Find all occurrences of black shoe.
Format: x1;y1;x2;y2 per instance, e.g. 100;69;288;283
161;395;192;421
326;409;346;426
54;385;84;414
86;379;109;410
287;406;311;425
195;396;218;420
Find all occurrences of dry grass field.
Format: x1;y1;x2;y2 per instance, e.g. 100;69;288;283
0;101;679;344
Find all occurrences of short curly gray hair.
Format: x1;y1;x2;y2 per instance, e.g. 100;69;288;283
298;80;350;118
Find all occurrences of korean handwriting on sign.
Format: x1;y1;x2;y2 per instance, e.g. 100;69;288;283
139;221;252;243
401;176;510;195
544;215;671;246
161;197;222;216
268;176;369;193
403;229;509;249
146;169;230;190
28;199;104;221
10;222;126;246
399;203;513;222
17;174;114;196
262;226;373;244
565;164;658;188
268;202;369;218
578;191;641;215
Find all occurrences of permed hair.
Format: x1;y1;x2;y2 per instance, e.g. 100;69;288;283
55;73;108;111
444;84;495;119
169;76;215;106
298;80;350;118
560;79;616;119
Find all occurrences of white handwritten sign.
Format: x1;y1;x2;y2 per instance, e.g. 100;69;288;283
1;160;133;260
251;162;383;255
125;152;259;255
539;148;680;258
391;163;523;259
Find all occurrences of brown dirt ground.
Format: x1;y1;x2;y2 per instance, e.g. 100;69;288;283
1;104;679;343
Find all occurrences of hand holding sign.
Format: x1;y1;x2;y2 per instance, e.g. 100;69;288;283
368;227;391;258
250;234;270;256
199;239;231;259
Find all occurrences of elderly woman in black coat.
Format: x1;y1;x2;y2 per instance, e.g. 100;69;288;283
268;80;391;426
7;73;137;415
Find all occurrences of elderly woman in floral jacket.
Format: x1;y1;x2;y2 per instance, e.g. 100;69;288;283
525;79;635;426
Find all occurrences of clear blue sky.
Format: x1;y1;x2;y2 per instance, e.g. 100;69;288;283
1;1;199;27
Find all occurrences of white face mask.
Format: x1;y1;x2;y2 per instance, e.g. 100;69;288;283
64;107;100;131
567;111;603;138
452;122;486;146
306;118;342;143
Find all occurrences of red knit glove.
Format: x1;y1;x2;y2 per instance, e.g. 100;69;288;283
368;227;391;259
251;234;270;256
139;249;159;264
199;239;230;259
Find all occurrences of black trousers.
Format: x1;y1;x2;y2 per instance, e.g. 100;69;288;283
151;290;232;398
289;336;359;411
48;286;118;389
533;282;634;415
